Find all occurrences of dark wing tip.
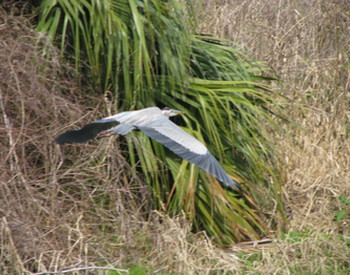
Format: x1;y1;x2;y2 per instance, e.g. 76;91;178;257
55;129;93;144
55;121;119;144
186;152;240;189
225;177;240;190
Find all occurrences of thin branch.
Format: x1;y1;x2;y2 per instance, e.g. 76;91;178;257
32;266;129;275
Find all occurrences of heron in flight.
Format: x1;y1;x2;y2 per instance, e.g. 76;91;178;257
56;107;238;188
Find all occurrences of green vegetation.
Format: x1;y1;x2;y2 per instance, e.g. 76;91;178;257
36;0;285;244
335;196;350;223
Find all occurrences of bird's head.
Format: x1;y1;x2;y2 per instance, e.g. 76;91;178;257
161;107;185;118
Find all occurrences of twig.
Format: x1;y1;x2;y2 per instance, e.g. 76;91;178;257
31;265;128;274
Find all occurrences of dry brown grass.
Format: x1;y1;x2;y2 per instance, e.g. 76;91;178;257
200;0;350;273
0;5;240;275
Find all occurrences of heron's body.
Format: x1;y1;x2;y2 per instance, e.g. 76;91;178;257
56;107;238;188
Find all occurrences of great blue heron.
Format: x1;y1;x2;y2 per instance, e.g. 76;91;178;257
56;107;239;188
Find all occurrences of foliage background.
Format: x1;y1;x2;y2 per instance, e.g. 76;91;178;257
34;0;285;245
0;0;349;274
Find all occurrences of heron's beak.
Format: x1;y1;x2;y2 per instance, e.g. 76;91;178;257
173;110;185;115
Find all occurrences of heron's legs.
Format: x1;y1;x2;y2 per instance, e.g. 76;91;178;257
97;123;136;138
97;130;115;138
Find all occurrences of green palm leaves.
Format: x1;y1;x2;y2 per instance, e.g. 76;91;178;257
37;0;285;245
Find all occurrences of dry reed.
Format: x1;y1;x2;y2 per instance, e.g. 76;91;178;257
200;0;350;273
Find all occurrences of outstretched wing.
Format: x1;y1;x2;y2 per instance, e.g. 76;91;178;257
138;118;238;188
55;108;161;144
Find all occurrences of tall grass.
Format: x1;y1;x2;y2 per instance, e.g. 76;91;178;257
200;0;350;273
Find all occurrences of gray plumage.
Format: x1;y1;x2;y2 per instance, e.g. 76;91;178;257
56;107;238;188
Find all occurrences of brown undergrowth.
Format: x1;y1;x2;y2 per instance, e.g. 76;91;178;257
201;0;350;274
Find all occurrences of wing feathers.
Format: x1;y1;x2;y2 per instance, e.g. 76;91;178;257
185;151;238;187
139;120;238;188
55;121;118;144
108;123;135;135
141;119;208;155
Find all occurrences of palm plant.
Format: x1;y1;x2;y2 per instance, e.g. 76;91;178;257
37;0;285;245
